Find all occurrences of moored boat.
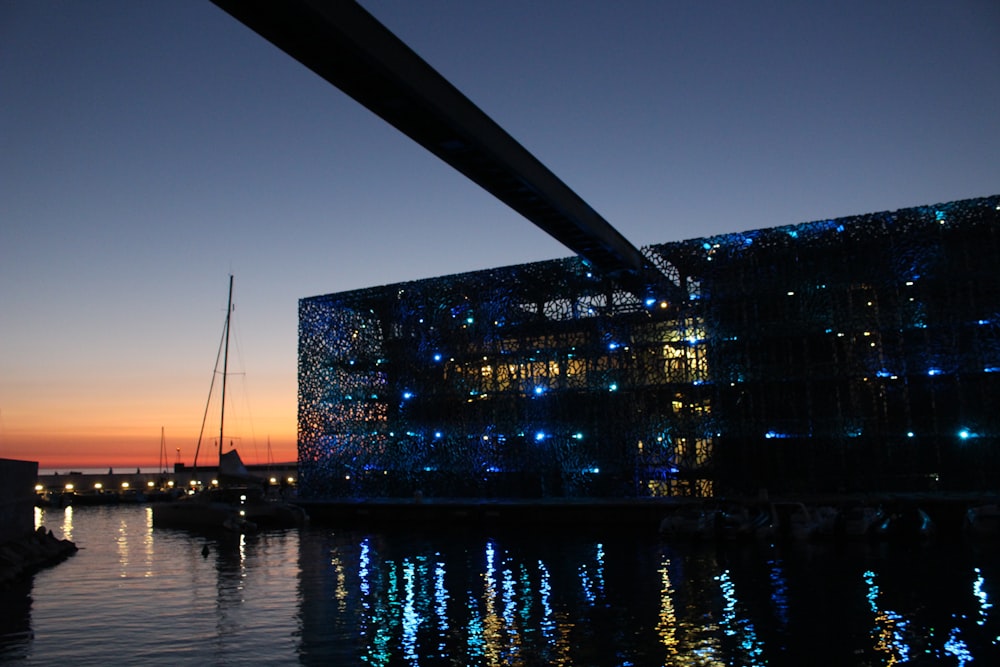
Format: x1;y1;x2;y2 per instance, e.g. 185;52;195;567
843;505;886;538
964;504;1000;538
151;276;308;533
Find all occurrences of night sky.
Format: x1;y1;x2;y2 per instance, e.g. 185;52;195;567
2;0;998;469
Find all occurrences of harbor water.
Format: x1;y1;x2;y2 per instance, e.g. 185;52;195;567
3;504;1000;665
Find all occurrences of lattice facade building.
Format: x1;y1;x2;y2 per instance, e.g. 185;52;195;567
299;195;1000;498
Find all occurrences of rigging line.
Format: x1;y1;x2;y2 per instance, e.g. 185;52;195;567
219;275;234;465
191;303;229;472
227;297;261;464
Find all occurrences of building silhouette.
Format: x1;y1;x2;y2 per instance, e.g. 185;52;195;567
299;195;1000;499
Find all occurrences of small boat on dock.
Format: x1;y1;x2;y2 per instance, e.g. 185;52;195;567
872;504;935;541
964;504;1000;538
843;505;886;538
658;503;717;540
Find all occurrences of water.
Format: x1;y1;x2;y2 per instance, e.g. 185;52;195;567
4;505;1000;665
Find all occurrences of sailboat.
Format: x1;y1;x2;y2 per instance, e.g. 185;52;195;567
151;276;308;532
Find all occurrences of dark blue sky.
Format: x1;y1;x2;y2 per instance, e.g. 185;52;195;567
2;0;998;466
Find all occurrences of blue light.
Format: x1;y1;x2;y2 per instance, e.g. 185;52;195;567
907;431;915;438
586;467;600;474
928;368;943;376
572;432;584;440
434;431;442;439
959;429;975;440
787;230;798;239
533;386;546;396
608;342;619;350
703;242;712;250
645;297;656;307
466;316;474;324
608;383;618;392
402;391;413;400
535;431;546;442
433;353;442;362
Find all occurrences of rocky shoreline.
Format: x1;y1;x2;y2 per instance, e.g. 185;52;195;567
0;527;78;588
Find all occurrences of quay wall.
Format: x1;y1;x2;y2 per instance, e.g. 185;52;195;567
298;492;1000;538
37;463;300;496
0;458;38;542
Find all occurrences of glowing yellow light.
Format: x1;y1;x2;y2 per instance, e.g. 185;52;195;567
35;484;44;492
121;482;129;489
287;477;295;484
65;483;74;491
167;480;175;488
94;482;103;490
211;479;219;487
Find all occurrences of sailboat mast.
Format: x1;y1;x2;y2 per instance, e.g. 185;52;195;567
219;274;233;465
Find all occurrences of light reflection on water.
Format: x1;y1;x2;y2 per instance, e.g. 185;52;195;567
4;506;1000;664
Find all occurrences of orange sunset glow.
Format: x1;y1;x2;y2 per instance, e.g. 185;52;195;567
0;374;298;471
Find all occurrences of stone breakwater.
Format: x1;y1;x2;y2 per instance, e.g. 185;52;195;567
0;526;78;587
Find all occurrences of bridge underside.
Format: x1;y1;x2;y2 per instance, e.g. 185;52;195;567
211;0;676;300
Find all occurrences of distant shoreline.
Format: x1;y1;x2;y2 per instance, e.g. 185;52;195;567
39;463;298;476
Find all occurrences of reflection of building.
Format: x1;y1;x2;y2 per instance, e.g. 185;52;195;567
299;195;1000;498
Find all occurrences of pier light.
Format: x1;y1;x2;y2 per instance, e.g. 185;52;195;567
270;477;278;484
94;482;103;490
211;479;219;487
167;480;175;488
35;484;43;492
65;483;74;491
147;481;155;488
287;477;295;485
121;482;129;489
